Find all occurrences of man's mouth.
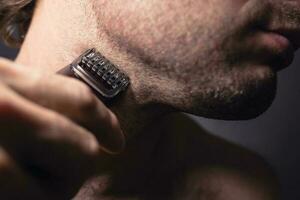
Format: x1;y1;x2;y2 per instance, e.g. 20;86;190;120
249;1;300;72
268;27;300;51
256;26;300;72
261;31;295;71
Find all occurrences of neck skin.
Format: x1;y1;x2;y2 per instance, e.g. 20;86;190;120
15;0;175;139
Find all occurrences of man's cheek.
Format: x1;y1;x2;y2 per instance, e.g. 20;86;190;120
231;0;250;9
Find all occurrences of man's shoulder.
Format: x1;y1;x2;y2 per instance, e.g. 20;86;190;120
161;113;276;177
159;113;279;200
161;113;266;162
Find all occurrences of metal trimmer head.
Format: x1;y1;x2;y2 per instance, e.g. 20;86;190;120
67;48;130;100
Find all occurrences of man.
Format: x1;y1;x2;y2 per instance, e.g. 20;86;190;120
0;0;298;199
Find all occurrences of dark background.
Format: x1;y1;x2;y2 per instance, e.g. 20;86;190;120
1;43;299;200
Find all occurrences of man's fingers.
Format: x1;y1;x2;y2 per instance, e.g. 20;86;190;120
0;82;115;178
0;58;125;154
0;83;117;198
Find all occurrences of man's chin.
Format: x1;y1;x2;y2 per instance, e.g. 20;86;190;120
214;89;276;120
189;79;277;121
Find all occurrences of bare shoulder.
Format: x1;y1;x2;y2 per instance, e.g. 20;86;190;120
157;113;280;200
74;113;280;200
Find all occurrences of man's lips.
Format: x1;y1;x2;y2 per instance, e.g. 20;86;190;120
268;27;300;51
259;23;300;71
246;2;300;71
265;32;291;51
254;29;296;72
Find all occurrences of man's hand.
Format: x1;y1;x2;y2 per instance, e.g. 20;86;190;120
0;58;125;199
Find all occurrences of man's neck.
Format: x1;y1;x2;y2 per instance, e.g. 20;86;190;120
15;0;173;138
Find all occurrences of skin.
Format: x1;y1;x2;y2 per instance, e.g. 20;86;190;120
0;0;298;199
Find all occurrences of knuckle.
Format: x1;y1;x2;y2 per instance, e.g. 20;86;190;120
0;58;20;78
0;57;12;67
0;87;22;117
0;89;37;130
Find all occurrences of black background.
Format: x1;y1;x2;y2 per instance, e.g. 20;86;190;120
1;43;299;200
